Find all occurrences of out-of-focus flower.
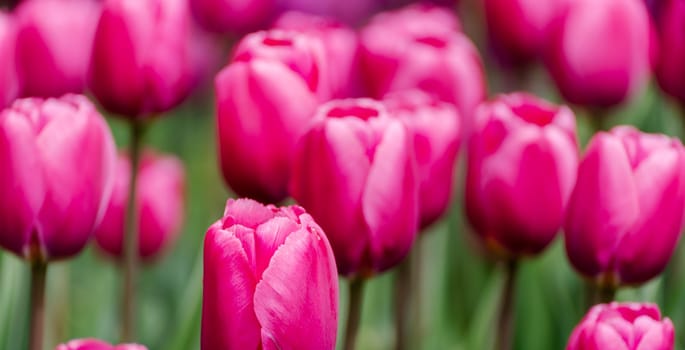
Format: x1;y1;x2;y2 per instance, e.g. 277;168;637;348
56;338;148;350
216;30;322;203
567;303;674;350
0;95;116;262
545;0;651;108
202;198;338;350
278;0;378;25
290;98;419;276
14;0;101;98
90;0;195;118
465;93;578;257
190;0;273;34
94;150;185;261
0;12;18;108
383;90;461;229
655;0;685;104
565;126;685;286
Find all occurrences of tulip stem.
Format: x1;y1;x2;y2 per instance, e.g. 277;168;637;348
495;260;518;350
28;261;47;350
344;278;365;350
595;285;616;304
395;258;411;350
122;120;145;342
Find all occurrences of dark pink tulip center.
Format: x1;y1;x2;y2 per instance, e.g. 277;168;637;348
414;36;448;48
262;36;294;47
327;106;380;120
511;103;557;127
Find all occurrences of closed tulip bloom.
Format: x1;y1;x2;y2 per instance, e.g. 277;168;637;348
0;12;18;108
15;0;100;98
216;31;321;203
360;5;485;124
383;90;461;229
94;151;185;260
365;4;462;38
565;126;685;286
655;0;685;104
56;339;147;350
290;98;419;276
191;0;272;34
90;0;194;117
0;95;116;262
278;0;378;25
202;198;338;350
545;0;651;108
465;93;578;257
567;303;674;350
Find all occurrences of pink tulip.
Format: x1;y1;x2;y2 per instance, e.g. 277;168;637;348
360;4;485;125
545;0;651;108
0;95;116;262
90;0;195;117
567;303;674;350
190;0;273;34
362;3;462;37
0;12;18;108
15;0;101;98
484;0;570;66
56;339;147;350
216;30;322;203
94;150;185;261
278;0;378;25
290;98;419;276
202;198;338;349
383;90;461;229
465;93;578;256
565;126;685;286
273;11;360;98
655;0;685;104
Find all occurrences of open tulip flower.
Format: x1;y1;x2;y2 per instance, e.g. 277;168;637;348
567;303;674;350
202;198;338;349
56;339;147;350
565;126;685;287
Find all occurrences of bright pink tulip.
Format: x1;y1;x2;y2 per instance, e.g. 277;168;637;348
56;339;147;350
278;0;378;25
202;198;338;350
360;4;485;125
190;0;273;34
362;3;462;37
0;95;116;262
565;126;685;286
655;0;685;104
14;0;100;98
567;303;674;350
290;98;419;276
90;0;195;117
484;0;569;66
0;12;18;108
545;0;651;108
273;11;360;98
216;30;322;203
383;90;461;229
94;150;184;260
465;93;578;256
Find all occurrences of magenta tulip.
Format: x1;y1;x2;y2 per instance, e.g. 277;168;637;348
94;150;184;260
202;198;338;349
383;90;461;229
90;0;195;117
56;339;147;350
567;303;674;350
190;0;273;34
216;30;322;203
0;12;18;108
0;95;116;261
278;0;378;25
465;93;578;257
565;126;685;286
360;4;485;124
655;0;685;104
290;98;419;276
14;0;100;98
545;0;651;108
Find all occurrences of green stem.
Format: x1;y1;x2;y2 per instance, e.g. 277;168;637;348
495;260;518;350
394;259;411;350
28;261;47;350
595;285;617;305
344;279;365;350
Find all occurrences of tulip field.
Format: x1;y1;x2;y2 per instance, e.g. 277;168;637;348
0;0;684;349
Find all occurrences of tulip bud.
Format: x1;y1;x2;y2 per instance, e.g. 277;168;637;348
56;339;147;350
190;0;273;34
465;93;578;257
383;90;461;229
545;0;651;108
360;4;485;125
0;95;116;262
216;30;322;203
565;126;685;286
655;0;685;104
290;98;419;276
202;198;338;350
94;150;185;261
15;0;100;98
90;0;195;117
0;12;18;107
567;303;674;350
